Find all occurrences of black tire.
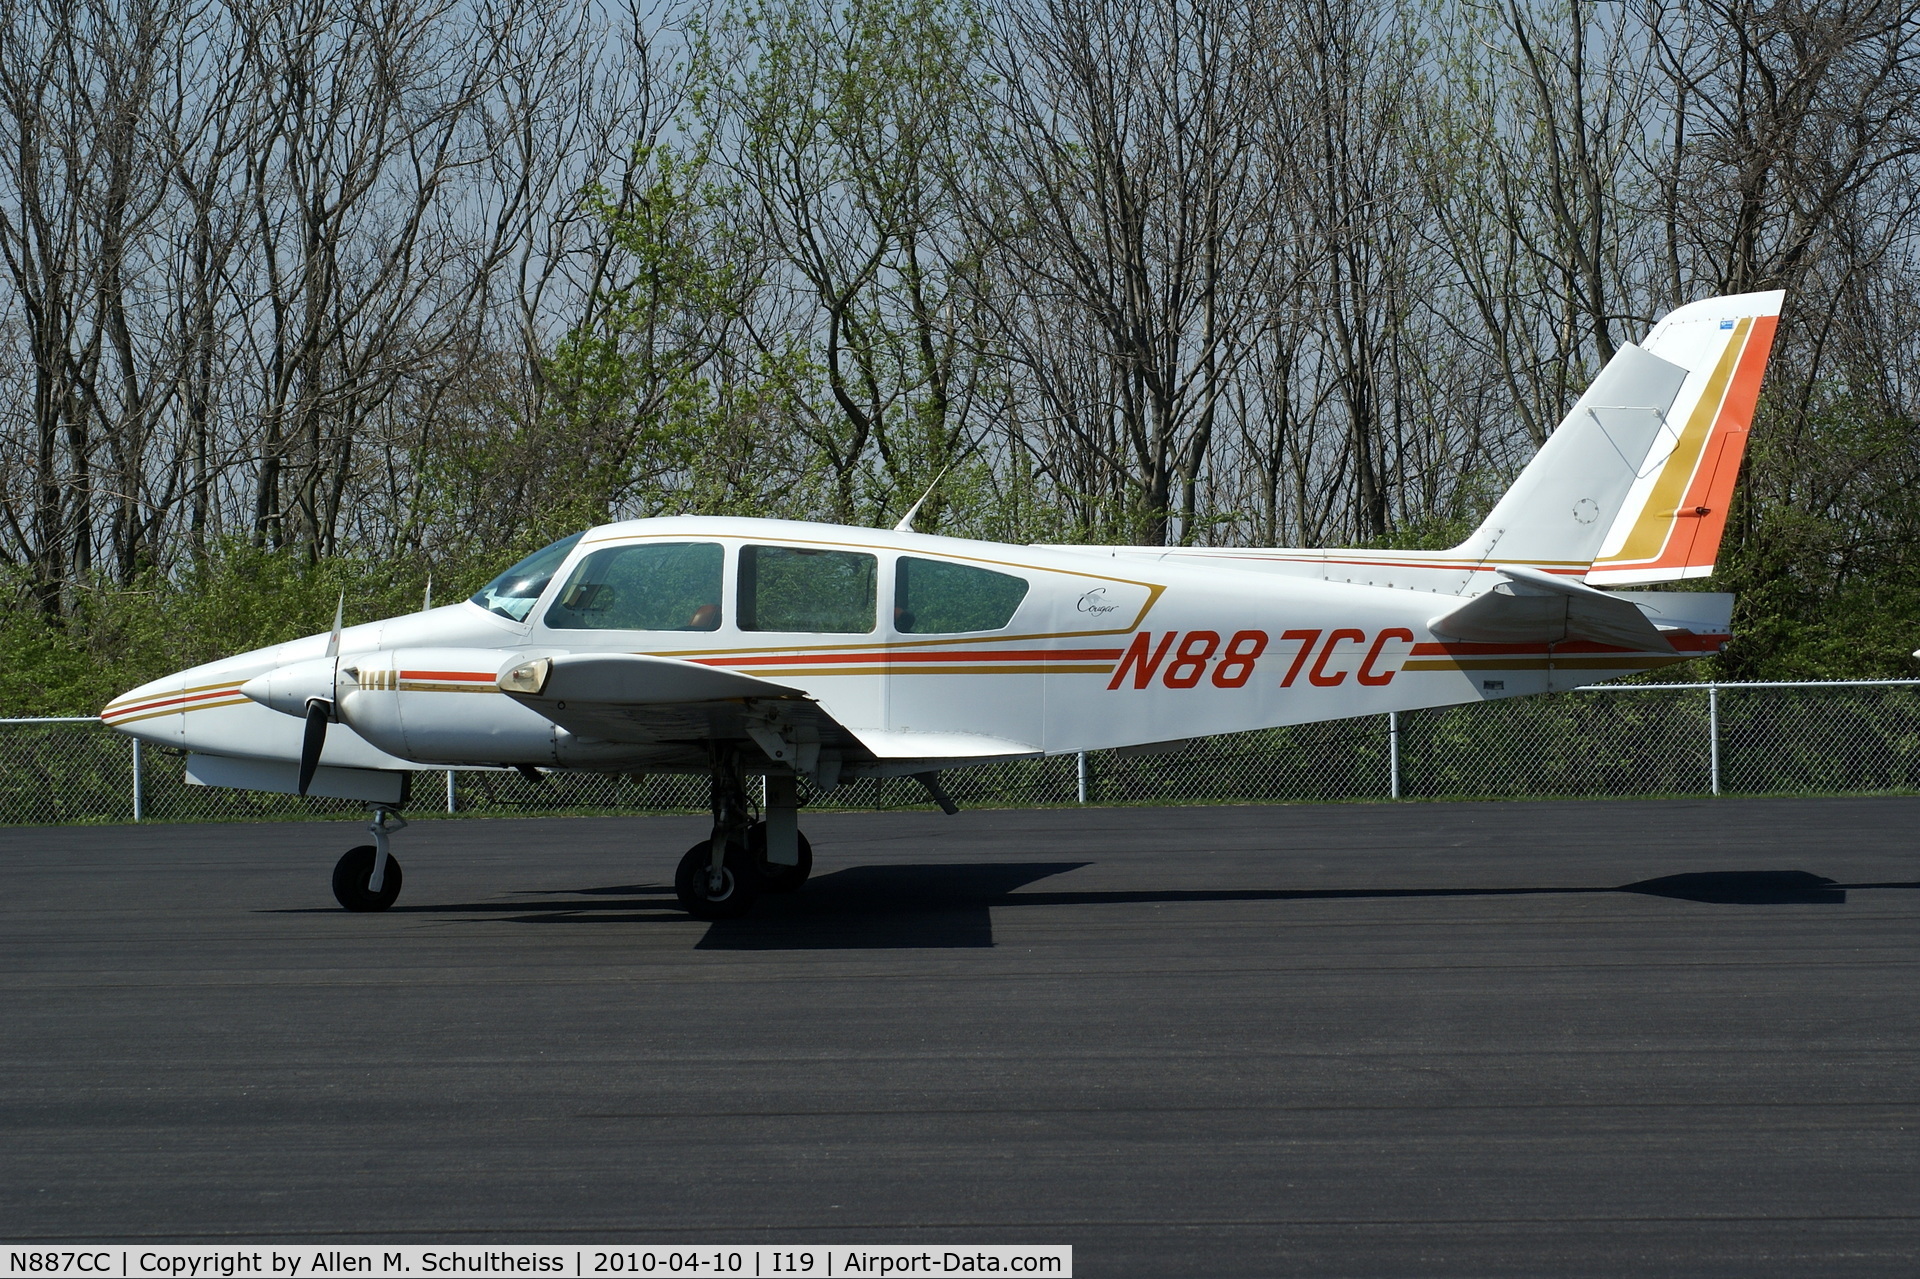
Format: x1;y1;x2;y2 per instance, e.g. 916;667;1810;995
332;845;403;912
745;821;813;893
674;839;758;920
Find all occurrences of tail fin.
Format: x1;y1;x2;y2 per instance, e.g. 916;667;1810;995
1585;291;1783;585
1451;343;1690;573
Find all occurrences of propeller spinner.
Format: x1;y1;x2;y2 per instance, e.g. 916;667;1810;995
238;594;345;795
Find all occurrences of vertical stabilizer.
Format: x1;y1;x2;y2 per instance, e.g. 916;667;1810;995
1450;343;1689;573
1585;291;1783;585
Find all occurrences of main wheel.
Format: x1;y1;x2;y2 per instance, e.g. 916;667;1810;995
332;845;403;912
745;821;813;893
674;839;758;920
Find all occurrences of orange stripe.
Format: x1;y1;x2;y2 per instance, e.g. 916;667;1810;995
1614;320;1750;566
102;686;243;720
1598;314;1778;573
103;677;239;713
110;696;253;725
705;648;1123;667
1669;313;1777;571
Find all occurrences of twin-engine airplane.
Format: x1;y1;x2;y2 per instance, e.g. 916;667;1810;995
104;292;1782;918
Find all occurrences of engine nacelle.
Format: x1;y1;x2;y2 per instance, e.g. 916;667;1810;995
335;647;562;765
240;656;340;718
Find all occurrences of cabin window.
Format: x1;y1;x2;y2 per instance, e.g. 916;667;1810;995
470;533;583;622
544;541;725;631
738;545;876;633
894;557;1030;633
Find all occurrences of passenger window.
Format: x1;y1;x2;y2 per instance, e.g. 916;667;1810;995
739;545;876;633
894;557;1030;633
544;541;724;631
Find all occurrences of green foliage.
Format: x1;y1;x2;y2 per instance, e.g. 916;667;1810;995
539;143;765;522
1716;387;1920;680
0;540;518;716
1362;466;1509;551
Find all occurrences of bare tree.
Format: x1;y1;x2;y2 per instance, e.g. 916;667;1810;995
980;0;1286;544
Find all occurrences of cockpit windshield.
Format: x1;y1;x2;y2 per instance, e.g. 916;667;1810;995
469;533;583;622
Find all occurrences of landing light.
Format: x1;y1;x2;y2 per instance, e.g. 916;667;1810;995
498;657;552;695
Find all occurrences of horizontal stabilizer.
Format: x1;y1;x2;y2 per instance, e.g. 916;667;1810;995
1430;565;1672;651
1609;591;1734;637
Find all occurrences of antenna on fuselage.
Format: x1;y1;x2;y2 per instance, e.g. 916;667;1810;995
422;576;432;612
892;455;963;533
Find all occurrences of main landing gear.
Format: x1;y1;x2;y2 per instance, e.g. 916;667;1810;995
333;807;407;911
675;752;813;920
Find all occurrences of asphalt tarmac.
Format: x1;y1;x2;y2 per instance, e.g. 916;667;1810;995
3;798;1918;1275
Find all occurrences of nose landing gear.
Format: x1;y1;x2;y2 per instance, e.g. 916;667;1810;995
333;807;407;911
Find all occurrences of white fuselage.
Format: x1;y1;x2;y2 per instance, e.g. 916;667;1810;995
101;516;1716;780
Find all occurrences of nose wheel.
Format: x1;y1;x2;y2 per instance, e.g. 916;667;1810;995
333;807;406;911
333;845;403;911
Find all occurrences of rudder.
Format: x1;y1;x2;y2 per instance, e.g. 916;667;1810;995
1586;291;1784;585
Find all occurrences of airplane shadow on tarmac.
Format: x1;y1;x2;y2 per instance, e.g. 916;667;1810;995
296;864;1920;950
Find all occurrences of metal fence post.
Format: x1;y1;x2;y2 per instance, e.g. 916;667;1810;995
131;738;143;822
1076;751;1088;804
1708;684;1721;796
1388;711;1400;800
446;769;457;814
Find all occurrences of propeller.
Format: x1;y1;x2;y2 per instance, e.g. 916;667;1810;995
297;594;345;796
298;699;331;795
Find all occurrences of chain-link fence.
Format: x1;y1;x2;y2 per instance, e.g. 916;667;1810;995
7;679;1920;826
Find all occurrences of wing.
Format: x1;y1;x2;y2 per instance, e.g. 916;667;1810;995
497;652;862;770
498;652;1043;776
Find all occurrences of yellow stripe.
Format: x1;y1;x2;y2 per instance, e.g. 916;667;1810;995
1601;319;1748;566
104;677;247;714
109;696;253;725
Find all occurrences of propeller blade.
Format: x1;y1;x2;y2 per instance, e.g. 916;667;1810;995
325;592;344;658
298;698;331;796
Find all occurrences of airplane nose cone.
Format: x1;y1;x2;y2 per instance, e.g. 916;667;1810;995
240;656;340;718
100;673;187;745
